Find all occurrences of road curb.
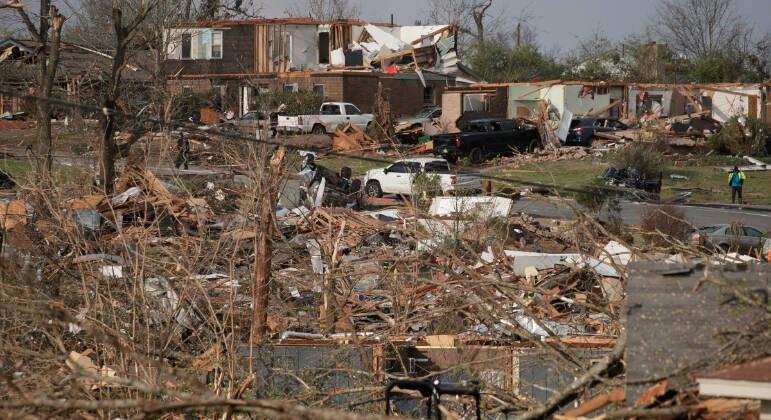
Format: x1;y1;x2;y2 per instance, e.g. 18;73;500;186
681;203;771;213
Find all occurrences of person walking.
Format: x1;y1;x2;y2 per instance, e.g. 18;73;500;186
175;132;190;170
728;166;746;204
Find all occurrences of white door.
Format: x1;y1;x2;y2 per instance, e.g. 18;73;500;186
381;162;413;194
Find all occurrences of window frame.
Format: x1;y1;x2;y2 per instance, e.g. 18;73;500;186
424;161;451;174
387;162;409;173
743;227;764;238
423;86;435;105
210;30;223;59
180;33;192;60
406;162;422;173
321;104;341;115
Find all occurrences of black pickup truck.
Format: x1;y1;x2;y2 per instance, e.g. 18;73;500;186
432;118;541;164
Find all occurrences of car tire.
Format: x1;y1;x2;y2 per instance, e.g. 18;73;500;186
527;139;542;153
469;147;484;164
366;122;373;131
365;180;382;198
719;243;730;253
311;124;326;135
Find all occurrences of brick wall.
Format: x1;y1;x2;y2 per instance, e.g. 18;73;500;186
169;73;455;118
343;75;452;116
168;78;213;95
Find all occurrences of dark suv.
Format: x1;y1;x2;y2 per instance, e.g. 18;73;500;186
563;117;628;146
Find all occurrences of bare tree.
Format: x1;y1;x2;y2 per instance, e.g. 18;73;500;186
426;0;504;51
285;0;360;20
470;0;491;42
1;0;65;181
656;0;750;58
99;1;156;193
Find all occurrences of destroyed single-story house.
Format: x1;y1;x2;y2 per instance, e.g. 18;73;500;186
627;83;771;124
163;18;474;117
440;81;771;131
0;38;153;116
439;81;626;132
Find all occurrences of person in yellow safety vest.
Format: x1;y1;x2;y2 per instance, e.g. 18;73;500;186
728;166;746;204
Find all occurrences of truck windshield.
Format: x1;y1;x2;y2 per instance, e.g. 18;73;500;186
424;161;451;174
416;108;437;118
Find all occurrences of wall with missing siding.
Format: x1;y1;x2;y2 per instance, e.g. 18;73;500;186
165;24;255;76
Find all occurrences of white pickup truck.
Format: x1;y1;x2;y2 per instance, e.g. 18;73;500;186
277;102;374;135
363;158;481;197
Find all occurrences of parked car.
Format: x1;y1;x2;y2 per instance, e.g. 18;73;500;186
229;110;263;133
690;223;768;255
277;102;373;135
363;157;481;197
394;107;442;132
563;117;628;146
432;118;541;164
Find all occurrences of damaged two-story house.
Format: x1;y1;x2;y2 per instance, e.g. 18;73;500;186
163;18;475;117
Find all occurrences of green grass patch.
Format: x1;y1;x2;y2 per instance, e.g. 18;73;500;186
495;157;605;192
0;158;89;188
491;153;771;205
315;155;385;177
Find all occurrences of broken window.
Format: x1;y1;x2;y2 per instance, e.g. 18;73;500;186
423;86;435;104
318;32;330;64
181;33;192;59
211;31;223;59
313;84;325;96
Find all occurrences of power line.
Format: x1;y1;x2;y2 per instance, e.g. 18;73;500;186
0;87;650;199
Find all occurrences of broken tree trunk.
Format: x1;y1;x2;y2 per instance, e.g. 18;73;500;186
323;220;346;334
251;146;286;345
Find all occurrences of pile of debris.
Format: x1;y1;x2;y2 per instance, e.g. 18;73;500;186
332;123;382;152
498;146;591;166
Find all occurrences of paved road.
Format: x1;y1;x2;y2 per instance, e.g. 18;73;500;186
511;197;771;230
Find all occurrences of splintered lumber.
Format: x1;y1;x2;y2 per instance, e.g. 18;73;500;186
588;99;622;117
635;381;669;406
332;123;379;152
300;207;388;250
561;387;624;418
333;130;363;151
593;132;623;142
0;200;26;230
409;140;433;154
